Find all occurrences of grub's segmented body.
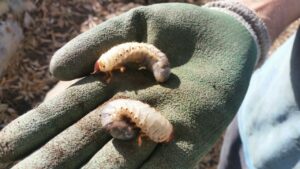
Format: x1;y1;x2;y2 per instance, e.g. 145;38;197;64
95;42;170;82
100;99;173;143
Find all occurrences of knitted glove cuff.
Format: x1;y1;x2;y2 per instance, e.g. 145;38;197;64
204;1;271;66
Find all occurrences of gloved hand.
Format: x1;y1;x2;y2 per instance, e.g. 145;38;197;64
0;2;270;169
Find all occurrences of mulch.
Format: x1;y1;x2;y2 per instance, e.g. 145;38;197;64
0;0;298;169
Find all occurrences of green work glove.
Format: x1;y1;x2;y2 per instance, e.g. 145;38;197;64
0;2;270;169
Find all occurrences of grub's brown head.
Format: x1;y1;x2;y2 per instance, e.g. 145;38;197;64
164;129;174;143
103;120;139;140
93;60;107;73
93;61;100;74
93;60;108;73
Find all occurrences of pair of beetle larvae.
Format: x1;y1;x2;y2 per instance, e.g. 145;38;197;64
93;42;173;144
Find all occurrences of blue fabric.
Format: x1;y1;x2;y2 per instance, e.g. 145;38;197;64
238;29;300;169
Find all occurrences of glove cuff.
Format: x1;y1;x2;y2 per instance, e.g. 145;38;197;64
204;1;271;67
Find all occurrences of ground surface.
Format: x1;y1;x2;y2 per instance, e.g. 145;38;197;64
0;1;299;169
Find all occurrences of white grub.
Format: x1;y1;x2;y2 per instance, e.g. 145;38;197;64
99;99;173;143
94;42;170;83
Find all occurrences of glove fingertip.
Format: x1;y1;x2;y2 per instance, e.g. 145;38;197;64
49;52;66;80
49;45;94;80
49;54;73;81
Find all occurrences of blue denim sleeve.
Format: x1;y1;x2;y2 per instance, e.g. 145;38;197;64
238;27;300;169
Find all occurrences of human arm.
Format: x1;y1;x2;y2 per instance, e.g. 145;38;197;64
216;1;300;169
240;0;300;42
